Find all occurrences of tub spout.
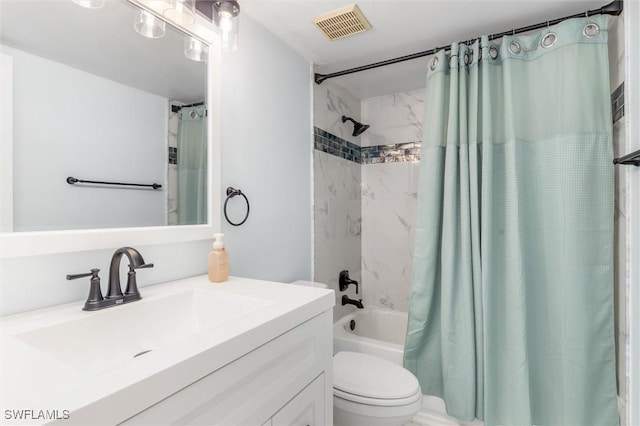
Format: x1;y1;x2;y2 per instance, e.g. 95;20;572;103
342;295;364;309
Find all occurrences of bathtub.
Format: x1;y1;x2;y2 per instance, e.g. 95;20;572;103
333;309;483;426
333;308;406;364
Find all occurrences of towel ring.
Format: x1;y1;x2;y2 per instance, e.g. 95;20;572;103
224;187;250;226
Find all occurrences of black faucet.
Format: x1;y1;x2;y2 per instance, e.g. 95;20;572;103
342;295;364;309
339;270;359;294
67;247;153;311
106;247;153;301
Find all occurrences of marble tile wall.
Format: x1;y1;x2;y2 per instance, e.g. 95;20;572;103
313;80;362;146
313;81;362;320
360;89;425;312
313;82;426;317
361;162;420;311
361;89;424;148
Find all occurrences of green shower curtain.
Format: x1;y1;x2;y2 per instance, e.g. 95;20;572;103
177;105;207;225
404;16;618;426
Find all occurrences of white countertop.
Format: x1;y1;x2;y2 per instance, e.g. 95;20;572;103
0;276;334;425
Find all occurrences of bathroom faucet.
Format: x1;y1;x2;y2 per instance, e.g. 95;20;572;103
339;270;359;294
67;247;153;311
107;247;154;301
342;295;364;309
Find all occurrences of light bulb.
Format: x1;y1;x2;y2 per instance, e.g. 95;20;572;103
213;1;239;51
163;0;195;26
134;9;166;39
219;12;233;34
184;37;209;62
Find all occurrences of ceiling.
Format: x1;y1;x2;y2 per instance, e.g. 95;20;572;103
241;0;610;99
0;0;612;101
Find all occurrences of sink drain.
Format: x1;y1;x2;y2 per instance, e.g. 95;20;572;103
133;349;153;358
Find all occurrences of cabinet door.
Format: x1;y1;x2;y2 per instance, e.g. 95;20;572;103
272;374;325;426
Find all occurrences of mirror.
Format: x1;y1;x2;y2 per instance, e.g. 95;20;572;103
0;0;209;232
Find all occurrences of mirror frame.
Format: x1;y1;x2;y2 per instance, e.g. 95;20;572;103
0;0;221;258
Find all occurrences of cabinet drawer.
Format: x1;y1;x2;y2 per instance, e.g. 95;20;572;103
272;374;324;426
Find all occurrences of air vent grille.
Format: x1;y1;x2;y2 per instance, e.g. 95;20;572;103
313;4;372;41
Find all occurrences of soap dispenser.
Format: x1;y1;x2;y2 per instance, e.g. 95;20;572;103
208;233;229;283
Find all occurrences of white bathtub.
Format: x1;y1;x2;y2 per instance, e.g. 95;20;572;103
333;308;406;364
333;309;483;426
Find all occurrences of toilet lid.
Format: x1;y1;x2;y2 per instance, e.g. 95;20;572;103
333;352;421;401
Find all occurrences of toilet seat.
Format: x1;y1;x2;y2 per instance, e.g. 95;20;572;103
334;388;422;407
333;351;421;407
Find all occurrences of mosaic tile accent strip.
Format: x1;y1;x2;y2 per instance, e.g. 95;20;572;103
612;81;624;123
314;127;361;163
168;147;177;165
314;127;422;165
361;142;421;164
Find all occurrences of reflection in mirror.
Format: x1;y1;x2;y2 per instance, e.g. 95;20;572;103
0;0;208;232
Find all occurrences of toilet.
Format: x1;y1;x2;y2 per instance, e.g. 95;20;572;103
290;280;422;425
333;351;422;426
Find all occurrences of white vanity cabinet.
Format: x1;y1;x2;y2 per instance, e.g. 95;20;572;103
0;277;334;426
271;374;325;426
121;310;333;426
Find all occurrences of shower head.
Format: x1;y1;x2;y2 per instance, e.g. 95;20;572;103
342;115;370;137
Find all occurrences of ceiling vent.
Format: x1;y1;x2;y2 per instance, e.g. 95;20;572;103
312;4;372;41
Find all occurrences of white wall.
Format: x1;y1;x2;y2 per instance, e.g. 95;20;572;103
0;14;313;316
4;45;166;231
608;13;631;425
624;2;640;425
219;13;312;283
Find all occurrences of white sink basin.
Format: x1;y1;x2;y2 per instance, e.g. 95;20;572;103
1;276;335;425
16;289;271;374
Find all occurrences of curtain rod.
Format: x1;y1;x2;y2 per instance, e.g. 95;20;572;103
171;102;205;113
314;0;623;85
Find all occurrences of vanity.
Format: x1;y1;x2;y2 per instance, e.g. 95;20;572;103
0;276;334;425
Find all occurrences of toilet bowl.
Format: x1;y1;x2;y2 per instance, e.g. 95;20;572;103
333;351;422;426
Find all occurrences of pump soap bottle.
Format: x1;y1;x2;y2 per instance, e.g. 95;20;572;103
208;233;229;283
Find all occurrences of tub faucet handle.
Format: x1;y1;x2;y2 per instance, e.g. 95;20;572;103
339;270;359;294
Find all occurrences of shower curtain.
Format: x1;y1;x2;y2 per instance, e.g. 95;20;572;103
404;16;618;426
177;105;207;225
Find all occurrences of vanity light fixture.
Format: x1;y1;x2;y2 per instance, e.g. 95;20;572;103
71;0;105;9
134;9;166;39
163;0;196;27
184;37;208;62
212;0;240;51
